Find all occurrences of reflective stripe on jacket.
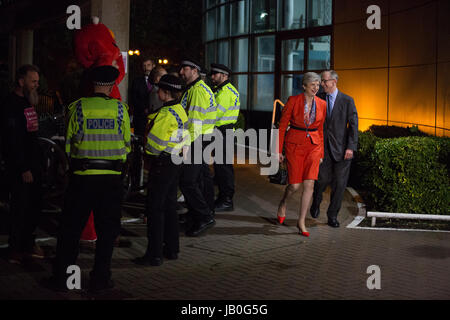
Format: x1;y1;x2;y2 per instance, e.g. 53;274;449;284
214;81;240;128
65;96;131;175
145;102;189;156
181;78;217;142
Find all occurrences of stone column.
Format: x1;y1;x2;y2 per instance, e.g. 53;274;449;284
8;35;17;83
91;0;130;103
14;29;34;77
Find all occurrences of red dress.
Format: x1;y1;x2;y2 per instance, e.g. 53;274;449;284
278;94;326;184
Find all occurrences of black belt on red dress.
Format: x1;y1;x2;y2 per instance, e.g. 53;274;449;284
290;125;318;132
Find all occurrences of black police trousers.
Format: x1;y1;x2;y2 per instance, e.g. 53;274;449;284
146;154;181;258
180;138;215;223
213;125;235;200
8;172;43;253
53;174;122;285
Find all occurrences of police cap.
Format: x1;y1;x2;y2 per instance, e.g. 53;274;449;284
180;58;202;72
90;65;120;86
210;63;232;76
157;74;184;92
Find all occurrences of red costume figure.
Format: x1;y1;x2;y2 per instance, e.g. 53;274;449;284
73;20;125;100
73;18;126;242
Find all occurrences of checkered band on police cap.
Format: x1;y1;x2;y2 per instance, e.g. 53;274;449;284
91;65;120;86
157;74;184;92
180;59;202;72
210;63;232;76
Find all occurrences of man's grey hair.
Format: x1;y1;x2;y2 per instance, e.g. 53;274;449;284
302;72;321;86
321;70;339;82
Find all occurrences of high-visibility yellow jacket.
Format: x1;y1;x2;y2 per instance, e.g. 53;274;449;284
65;94;131;175
145;100;189;156
213;80;240;128
180;77;217;142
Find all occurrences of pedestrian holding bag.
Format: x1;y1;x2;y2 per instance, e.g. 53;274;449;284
269;160;288;185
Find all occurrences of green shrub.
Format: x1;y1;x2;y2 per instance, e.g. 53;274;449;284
359;136;450;215
369;124;429;138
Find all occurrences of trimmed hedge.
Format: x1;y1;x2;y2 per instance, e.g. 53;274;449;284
351;132;450;215
368;124;429;138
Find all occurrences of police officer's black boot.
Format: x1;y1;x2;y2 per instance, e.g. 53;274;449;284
214;196;234;212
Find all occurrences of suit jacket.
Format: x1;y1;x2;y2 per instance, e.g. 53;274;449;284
278;93;327;159
130;75;151;117
318;90;358;162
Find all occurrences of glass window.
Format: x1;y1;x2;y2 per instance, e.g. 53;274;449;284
231;38;248;72
307;35;331;70
206;9;217;41
307;0;332;27
206;0;216;9
217;4;230;38
217;40;229;66
231;0;249;36
251;74;274;111
281;39;304;71
231;74;248;110
251;0;277;33
252;35;275;72
281;74;304;102
206;43;216;70
279;0;306;30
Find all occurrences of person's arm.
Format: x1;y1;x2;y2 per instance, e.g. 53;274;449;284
187;88;208;142
65;102;79;158
146;110;174;155
319;100;326;160
345;97;359;159
122;103;132;155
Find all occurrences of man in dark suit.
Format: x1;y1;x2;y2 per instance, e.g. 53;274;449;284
310;70;358;228
130;58;155;137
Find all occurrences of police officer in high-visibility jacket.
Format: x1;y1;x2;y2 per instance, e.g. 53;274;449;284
50;65;131;292
133;74;189;266
210;63;240;212
179;59;217;237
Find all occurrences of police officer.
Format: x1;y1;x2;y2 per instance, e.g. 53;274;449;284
210;63;240;212
49;65;131;292
179;59;217;237
133;74;188;266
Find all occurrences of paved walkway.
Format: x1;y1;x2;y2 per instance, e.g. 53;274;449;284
0;164;449;300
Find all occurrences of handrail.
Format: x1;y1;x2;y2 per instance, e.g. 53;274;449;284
272;99;285;125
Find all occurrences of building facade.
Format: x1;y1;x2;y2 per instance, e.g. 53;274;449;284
203;0;450;136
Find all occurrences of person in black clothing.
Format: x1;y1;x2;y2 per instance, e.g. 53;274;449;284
1;64;44;264
310;70;359;228
130;58;155;137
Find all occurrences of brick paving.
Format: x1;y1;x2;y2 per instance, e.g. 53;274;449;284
0;164;449;300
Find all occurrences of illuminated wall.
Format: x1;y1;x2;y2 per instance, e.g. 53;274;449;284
334;0;449;136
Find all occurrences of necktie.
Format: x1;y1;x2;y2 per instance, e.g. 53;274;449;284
146;77;152;91
326;94;332;120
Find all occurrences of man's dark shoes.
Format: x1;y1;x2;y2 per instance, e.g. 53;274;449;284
163;251;178;260
310;206;320;219
327;218;340;228
214;197;234;212
41;276;69;293
186;218;216;237
133;255;163;266
88;278;115;293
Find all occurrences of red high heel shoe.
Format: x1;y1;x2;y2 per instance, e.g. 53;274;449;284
277;215;286;225
297;226;310;237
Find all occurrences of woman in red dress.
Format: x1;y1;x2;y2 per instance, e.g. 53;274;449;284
276;72;326;237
